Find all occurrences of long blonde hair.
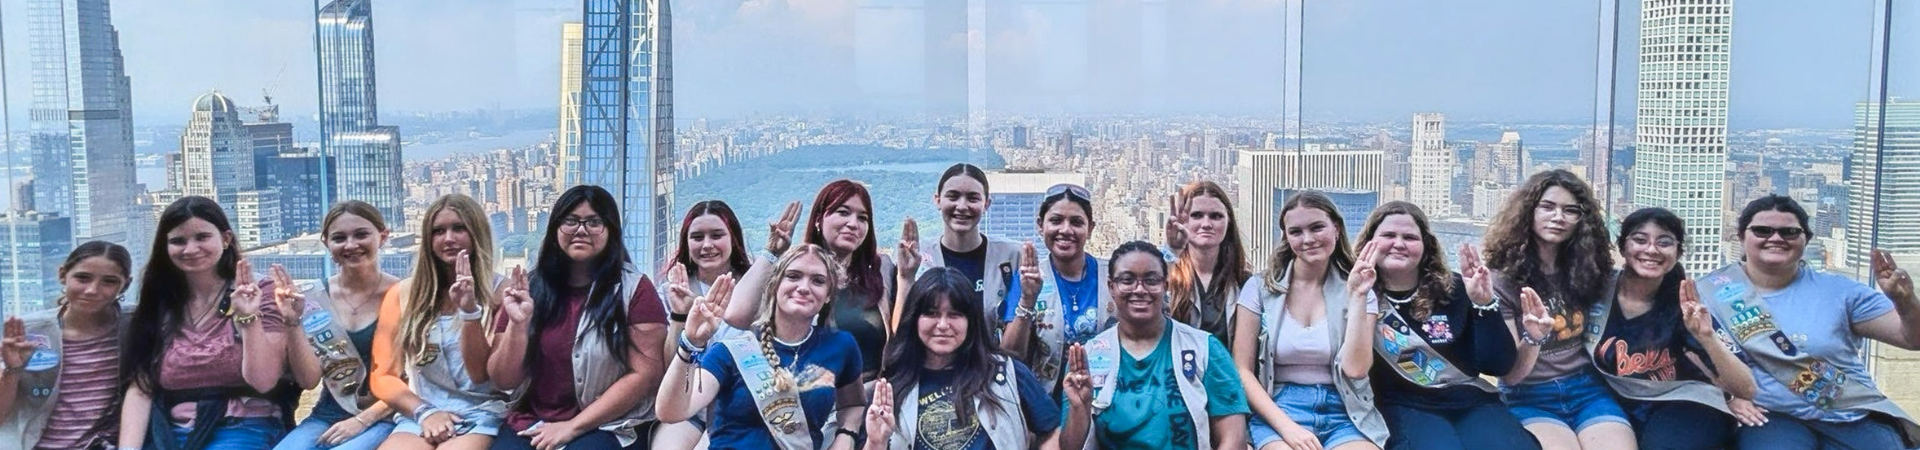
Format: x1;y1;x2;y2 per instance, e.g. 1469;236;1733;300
397;194;498;363
751;244;845;392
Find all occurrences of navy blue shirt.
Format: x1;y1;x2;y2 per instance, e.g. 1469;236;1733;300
910;361;1060;450
701;330;865;450
1369;274;1518;410
942;242;989;296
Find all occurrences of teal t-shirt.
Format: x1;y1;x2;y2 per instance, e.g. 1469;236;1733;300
1065;320;1249;450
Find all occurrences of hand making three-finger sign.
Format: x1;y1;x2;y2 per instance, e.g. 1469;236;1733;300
1518;287;1555;345
767;201;802;257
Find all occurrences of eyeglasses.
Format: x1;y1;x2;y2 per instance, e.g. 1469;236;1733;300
1747;225;1804;240
1627;234;1678;249
1110;275;1167;289
561;217;605;235
1536;203;1586;220
1045;183;1092;202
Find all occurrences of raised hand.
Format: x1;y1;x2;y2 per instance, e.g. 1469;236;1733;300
767;201;802;257
1459;244;1495;306
1018;241;1043;307
1518;287;1554;344
665;262;694;315
2;317;34;372
1063;343;1093;408
269;264;306;316
450;250;478;313
1874;249;1915;303
501;266;534;324
864;379;896;448
231;259;263;317
895;217;922;277
1679;279;1716;339
1348;240;1383;302
683;274;735;347
1164;194;1189;251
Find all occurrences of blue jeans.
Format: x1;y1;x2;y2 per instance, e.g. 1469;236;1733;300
164;417;285;450
271;415;397;450
1621;399;1732;450
1735;412;1913;450
1252;383;1368;449
1379;401;1541;450
1502;371;1630;432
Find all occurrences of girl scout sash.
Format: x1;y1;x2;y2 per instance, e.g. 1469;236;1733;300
1585;271;1730;414
1373;295;1499;393
721;334;816;450
1697;264;1920;446
301;283;376;415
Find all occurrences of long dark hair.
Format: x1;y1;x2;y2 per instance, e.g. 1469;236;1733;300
1356;202;1453;322
124;196;240;393
1618;207;1688;311
525;185;633;369
881;267;1007;419
672;200;751;281
805;179;884;304
1483;170;1613;308
1262;191;1356;293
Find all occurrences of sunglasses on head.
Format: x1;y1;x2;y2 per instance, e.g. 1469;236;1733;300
1747;225;1804;240
1045;183;1091;202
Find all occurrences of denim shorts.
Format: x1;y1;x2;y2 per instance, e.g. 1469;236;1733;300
393;410;501;438
1501;371;1629;431
1251;383;1368;449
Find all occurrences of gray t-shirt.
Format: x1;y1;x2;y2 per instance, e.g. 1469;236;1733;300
1745;266;1894;422
1497;272;1593;384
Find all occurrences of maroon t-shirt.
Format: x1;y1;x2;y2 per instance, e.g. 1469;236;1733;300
500;276;664;430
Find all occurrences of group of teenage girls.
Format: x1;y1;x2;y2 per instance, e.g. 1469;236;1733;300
0;163;1916;450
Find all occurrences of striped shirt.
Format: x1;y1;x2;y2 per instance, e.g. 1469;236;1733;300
33;331;119;450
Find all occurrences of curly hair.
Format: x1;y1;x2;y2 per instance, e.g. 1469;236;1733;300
1356;201;1454;322
1481;170;1613;307
1262;191;1356;294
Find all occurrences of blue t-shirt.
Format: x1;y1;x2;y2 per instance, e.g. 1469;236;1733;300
1745;266;1895;422
700;329;864;450
910;361;1061;450
1063;321;1250;450
1002;255;1104;344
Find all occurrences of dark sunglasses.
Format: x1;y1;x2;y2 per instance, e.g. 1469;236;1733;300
1747;225;1805;240
1045;183;1092;202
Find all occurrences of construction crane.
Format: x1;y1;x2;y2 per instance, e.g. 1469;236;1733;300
258;62;289;123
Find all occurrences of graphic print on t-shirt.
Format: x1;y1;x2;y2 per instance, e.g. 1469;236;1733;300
916;385;982;450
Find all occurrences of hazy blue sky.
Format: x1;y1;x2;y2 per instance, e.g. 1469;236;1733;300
0;0;1909;128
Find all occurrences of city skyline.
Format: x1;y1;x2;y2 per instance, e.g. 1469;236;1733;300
0;0;1893;129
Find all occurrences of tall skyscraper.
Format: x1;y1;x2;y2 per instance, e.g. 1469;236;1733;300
556;22;585;192
1496;131;1524;185
981;170;1089;256
1846;100;1920;269
1236;146;1386;263
0;212;73;315
317;0;405;224
26;0;137;248
1410;113;1455;218
573;0;675;267
180;92;256;206
1633;0;1731;275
